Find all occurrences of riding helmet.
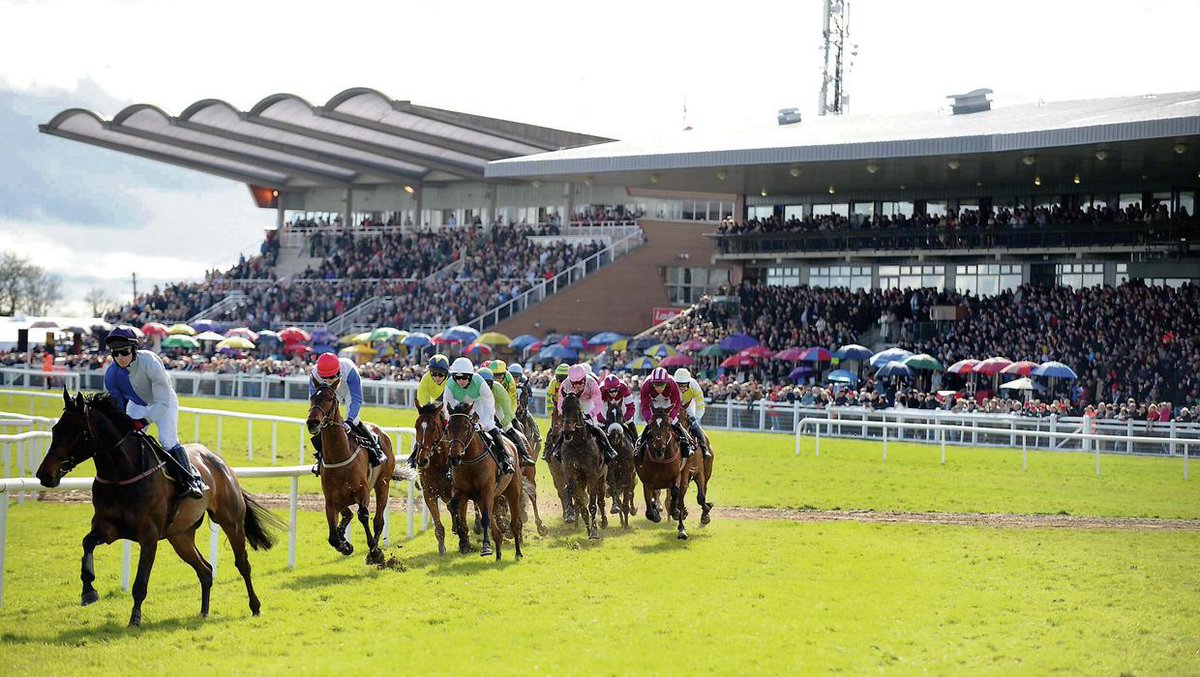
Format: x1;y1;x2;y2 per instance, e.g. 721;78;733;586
489;359;507;375
673;368;693;385
316;353;341;378
554;363;570;379
477;367;494;383
450;357;475;375
427;353;450;374
104;325;140;350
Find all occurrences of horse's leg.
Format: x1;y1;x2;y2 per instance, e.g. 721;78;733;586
696;469;712;526
167;530;213;617
219;515;263;617
587;475;601;540
423;490;446;557
522;471;549;537
643;482;660;523
371;479;389;550
506;482;524;560
673;473;688;541
358;497;381;565
326;503;352;556
598;471;609;530
80;529;104;606
449;493;471;555
128;537;159;627
479;493;495;559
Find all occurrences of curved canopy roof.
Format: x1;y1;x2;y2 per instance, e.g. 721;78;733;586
40;87;612;190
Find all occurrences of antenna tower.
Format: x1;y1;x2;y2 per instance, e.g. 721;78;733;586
819;0;855;116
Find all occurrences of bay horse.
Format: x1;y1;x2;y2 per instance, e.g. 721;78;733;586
512;386;551;534
681;411;715;527
412;402;459;557
444;403;524;560
307;384;398;565
603;400;637;529
559;392;607;539
543;401;575;524
36;391;282;627
638;410;714;540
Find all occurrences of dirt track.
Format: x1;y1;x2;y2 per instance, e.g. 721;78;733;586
36;490;1200;531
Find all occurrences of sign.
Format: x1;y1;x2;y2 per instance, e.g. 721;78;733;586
652;307;684;324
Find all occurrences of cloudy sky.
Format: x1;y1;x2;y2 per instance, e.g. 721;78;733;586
3;0;1199;314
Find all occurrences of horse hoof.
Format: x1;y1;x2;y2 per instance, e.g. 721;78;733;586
537;524;549;537
81;590;99;606
678;531;689;540
610;504;620;514
480;545;493;557
252;609;261;617
366;549;383;565
646;510;661;523
128;614;141;627
438;544;447;557
701;513;712;525
588;531;600;541
564;514;576;525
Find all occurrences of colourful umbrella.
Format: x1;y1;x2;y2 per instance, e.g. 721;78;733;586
538;344;579;361
718;333;759;352
279;327;312;344
902;353;944;371
560;334;589;350
464;342;494;359
192;320;221;333
870;347;913;367
167;323;196;336
623;356;659;372
402;332;433;348
833;344;872;361
876;362;914;379
589;332;625;346
509;334;539;349
477;332;512;346
161;335;200;349
431;333;460;346
698;344;725;358
216;336;256;351
658;354;694;368
644;343;678;358
445;325;481;343
825;368;859;384
1033;361;1078;380
677;339;709;352
797;347;831;362
787;366;815;382
141;322;169;337
527;341;544;353
257;330;281;343
739;346;776;359
369;327;405;342
339;344;377;356
720;355;758;368
608;338;630;351
1000;360;1039;377
974;356;1013;376
283;343;312;355
193;331;226;342
311;329;338;345
774;347;807;362
946;359;980;375
225;327;259;342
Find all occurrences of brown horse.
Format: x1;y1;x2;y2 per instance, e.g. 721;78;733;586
307;384;397;565
412;402;459;557
444;403;524;560
543;402;576;524
36;391;282;626
603;400;637;529
681;411;715;528
560;393;607;539
639;410;713;540
516;385;542;460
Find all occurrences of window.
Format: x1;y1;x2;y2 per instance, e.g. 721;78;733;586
880;202;913;217
668;267;731;303
956;263;1022;297
1056;263;1104;289
810;265;871;291
1116;263;1129;285
880;264;944;291
766;266;801;287
927;200;948;217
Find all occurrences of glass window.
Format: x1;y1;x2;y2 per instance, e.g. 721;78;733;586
880;201;913;217
1179;192;1195;218
927;200;948;217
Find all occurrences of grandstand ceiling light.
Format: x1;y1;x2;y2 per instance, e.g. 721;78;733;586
403;185;415;194
1073;173;1081;185
899;184;906;190
760;187;768;197
271;190;279;197
1095;149;1108;161
649;174;659;184
947;159;960;170
1022;154;1037;166
716;170;727;181
828;185;836;195
583;176;593;186
976;181;983;187
789;167;801;178
1034;176;1042;186
865;162;879;174
531;180;541;188
1175;143;1188;154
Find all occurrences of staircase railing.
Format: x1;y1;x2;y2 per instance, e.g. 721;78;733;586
187;290;247;324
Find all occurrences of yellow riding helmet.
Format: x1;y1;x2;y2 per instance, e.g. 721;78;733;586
490;359;508;375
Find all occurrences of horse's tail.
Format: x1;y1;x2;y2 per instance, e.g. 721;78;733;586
391;465;418;483
242;492;286;551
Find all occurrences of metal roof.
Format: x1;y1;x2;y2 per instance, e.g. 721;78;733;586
40;87;613;190
487;92;1200;179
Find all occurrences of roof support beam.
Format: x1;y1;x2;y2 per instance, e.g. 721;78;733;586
320;109;511;161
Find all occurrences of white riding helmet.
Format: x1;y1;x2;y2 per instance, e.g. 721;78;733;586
449;357;475;375
673;368;693;385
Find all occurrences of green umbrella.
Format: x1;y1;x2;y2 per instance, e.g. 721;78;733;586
698;344;725;357
369;327;405;342
902;353;944;371
161;335;200;350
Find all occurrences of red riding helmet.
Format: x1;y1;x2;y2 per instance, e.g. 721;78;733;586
316;353;341;379
601;374;623;392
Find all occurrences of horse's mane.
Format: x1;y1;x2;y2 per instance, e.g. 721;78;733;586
84;392;134;428
417;402;442;418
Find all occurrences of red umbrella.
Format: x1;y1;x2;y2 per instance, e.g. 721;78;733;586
975;357;1013;376
677;339;709;352
798;347;832;363
739;346;775;359
431;333;461;346
141;322;169;337
279;327;312;344
946;358;980;374
720;355;758;368
282;343;312;355
464;342;493;358
1000;360;1039;377
658;354;694;368
527;340;543;352
773;347;807;362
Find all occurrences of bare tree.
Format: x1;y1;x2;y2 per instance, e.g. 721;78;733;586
84;286;114;317
0;252;29;315
25;270;62;315
0;251;62;315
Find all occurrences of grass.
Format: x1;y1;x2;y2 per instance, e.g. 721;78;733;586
6;390;1198;519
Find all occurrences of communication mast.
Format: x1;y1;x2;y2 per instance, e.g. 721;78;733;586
819;0;855;116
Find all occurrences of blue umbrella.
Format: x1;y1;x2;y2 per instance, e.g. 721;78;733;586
718;333;759;352
402;332;432;348
870;347;914;367
1033;361;1078;380
509;334;539;349
537;344;579;361
787;366;815;383
193;319;222;333
826;368;859;384
833;344;872;361
257;330;282;343
560;334;588;350
445;325;480;343
589;331;625;346
311;329;338;345
629;336;660;352
876;362;914;379
312;344;337;355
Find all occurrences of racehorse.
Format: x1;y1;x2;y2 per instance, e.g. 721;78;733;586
307;384;398;565
638;410;714;540
543;403;576;524
604;399;637;529
681;411;715;527
412;402;460;557
36;391;283;627
512;386;550;535
559;392;607;539
444;403;524;560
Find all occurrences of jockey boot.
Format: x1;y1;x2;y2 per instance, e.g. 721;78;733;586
634;426;651;463
165;444;206;500
624;422;638;447
503;427;534;468
587;421;618;464
350;420;384;467
689;421;712;459
310;435;323;476
488;429;516;475
671;421;694;458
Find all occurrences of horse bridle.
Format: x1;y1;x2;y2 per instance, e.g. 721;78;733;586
445;411;489;465
415;413;448;465
308;385;339;435
57;406;154;484
647;415;676;458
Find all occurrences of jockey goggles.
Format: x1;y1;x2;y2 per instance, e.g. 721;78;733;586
110;346;135;357
313;372;340;387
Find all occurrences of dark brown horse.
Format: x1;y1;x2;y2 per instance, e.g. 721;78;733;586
639;410;714;540
307;384;397;565
603;400;637;529
516;385;542;460
412;402;459;557
36;391;282;626
444;403;524;560
681;411;715;528
543;401;575;524
560;393;607;539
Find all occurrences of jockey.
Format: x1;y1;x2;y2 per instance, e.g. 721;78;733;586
406;353;450;468
673;368;712;458
637;367;693;460
309;353;384;475
103;325;206;499
598;374;638;445
545;362;570;409
489;359;520;410
479;367;534;468
507;362;533;407
444;357;514;475
550;363;618;463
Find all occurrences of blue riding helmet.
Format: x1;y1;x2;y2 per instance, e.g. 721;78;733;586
477;368;494;383
507;363;524;377
104;325;140;350
428;353;450;374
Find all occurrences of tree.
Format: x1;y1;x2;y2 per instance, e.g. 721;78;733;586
0;251;62;316
84;286;114;317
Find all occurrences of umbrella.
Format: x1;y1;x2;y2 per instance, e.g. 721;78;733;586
1000;360;1039;377
464;342;494;359
999;377;1037;391
194;330;226;342
876;362;914;379
30;320;59;329
279;327;311;344
589;331;625;346
560;334;589;350
825;368;859;384
313;344;337;355
61;326;88;335
946;359;980;375
402;332;433;348
477;332;512;347
720;354;758;369
339;344;377;356
787;366;815;383
658;354;694;369
431;333;461;346
141;322;169;337
629;336;660;352
718;333;759;352
161;335;200;349
833;344;873;361
225;327;259;342
974;356;1014;376
773;347;808;362
644;343;678;358
798;347;832;363
677;339;709;352
608;338;630;351
537;344;579;361
216;336;256;351
369;327;405;342
623;356;659;372
257;330;280;341
698;344;725;358
902;353;944;371
1033;361;1078;380
445;325;481;343
338;331;373;345
740;345;776;359
528;341;543;353
870;347;913;367
509;334;540;349
167;323;196;336
90;321;113;333
311;329;338;345
192;319;221;333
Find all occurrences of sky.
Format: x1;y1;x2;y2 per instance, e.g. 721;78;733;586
2;0;1199;315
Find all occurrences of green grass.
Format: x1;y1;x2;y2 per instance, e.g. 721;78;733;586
6;390;1198;519
0;503;1197;674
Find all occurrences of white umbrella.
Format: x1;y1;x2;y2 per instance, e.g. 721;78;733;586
999;377;1035;391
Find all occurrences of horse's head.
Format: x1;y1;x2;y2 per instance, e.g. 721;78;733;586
444;402;477;462
646;411;677;460
37;390;131;487
517;387;530;414
414;402;447;469
561;392;584;435
307;383;341;436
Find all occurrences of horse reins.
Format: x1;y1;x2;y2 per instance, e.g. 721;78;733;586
308;386;362;469
445;412;490;465
72;406;166;486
